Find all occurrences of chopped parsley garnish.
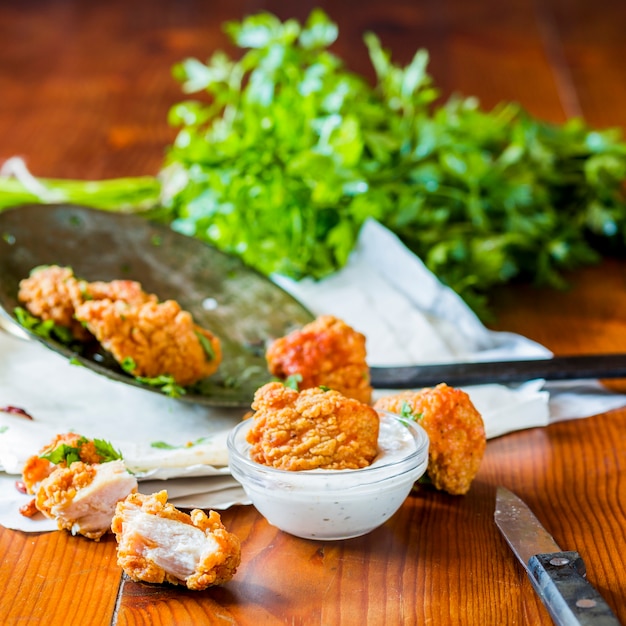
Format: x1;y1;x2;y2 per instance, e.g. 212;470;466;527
122;357;186;397
150;437;211;450
40;436;123;465
14;306;75;345
399;401;423;424
135;373;186;398
121;356;137;373
195;330;216;360
284;374;303;390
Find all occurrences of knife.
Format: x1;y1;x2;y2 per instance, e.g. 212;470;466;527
494;486;621;625
369;353;626;388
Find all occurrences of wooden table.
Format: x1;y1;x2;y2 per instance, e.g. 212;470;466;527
2;1;626;624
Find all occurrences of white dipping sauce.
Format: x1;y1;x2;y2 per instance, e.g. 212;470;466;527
228;412;429;541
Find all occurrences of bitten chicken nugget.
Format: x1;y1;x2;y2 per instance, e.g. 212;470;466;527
247;381;379;471
374;383;486;495
75;298;222;386
35;459;138;540
18;265;90;339
20;433;136;534
266;315;372;404
112;490;241;590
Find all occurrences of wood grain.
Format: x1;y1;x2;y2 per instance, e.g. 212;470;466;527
1;1;626;624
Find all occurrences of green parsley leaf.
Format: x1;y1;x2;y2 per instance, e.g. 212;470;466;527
151;437;211;450
284;374;303;390
195;331;216;360
120;356;137;373
92;438;124;462
40;436;122;465
399;400;422;424
135;373;186;398
14;306;75;345
41;443;82;465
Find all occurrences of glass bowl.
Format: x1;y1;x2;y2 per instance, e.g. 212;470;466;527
227;411;429;540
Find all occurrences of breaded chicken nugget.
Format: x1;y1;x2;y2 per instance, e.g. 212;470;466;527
35;459;138;540
374;383;486;495
247;381;379;471
75;298;222;386
18;265;90;339
266;315;372;404
112;490;241;590
18;266;158;341
18;265;223;386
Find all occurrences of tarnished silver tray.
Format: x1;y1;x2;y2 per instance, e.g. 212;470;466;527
0;204;313;407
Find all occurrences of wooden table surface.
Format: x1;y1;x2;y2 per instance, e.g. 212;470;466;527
2;1;626;624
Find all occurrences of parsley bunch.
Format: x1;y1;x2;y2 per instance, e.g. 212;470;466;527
161;9;626;315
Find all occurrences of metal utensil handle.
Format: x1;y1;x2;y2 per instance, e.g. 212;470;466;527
369;354;626;388
528;551;621;626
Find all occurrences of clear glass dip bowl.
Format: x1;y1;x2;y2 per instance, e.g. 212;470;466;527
227;412;429;540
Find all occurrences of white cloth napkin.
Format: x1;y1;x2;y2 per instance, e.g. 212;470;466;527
2;217;626;533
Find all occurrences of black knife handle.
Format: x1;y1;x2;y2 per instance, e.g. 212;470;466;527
368;354;626;388
528;551;621;625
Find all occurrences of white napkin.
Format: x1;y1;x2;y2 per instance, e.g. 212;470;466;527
0;317;251;532
2;217;626;534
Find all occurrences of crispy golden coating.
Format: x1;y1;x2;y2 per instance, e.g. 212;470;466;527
266;315;372;404
18;265;90;339
247;382;379;471
21;455;55;496
19;498;39;518
34;459;138;540
374;383;486;495
75;299;222;386
111;491;241;590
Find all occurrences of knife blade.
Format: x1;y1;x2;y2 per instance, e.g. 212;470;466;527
369;353;626;388
494;486;620;625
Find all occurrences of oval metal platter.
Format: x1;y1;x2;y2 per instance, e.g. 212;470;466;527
0;204;314;407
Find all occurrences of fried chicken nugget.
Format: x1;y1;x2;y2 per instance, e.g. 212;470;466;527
266;315;372;404
18;265;90;339
18;265;157;341
112;491;241;590
247;381;379;471
18;265;222;386
374;383;486;495
35;459;138;540
75;298;222;386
